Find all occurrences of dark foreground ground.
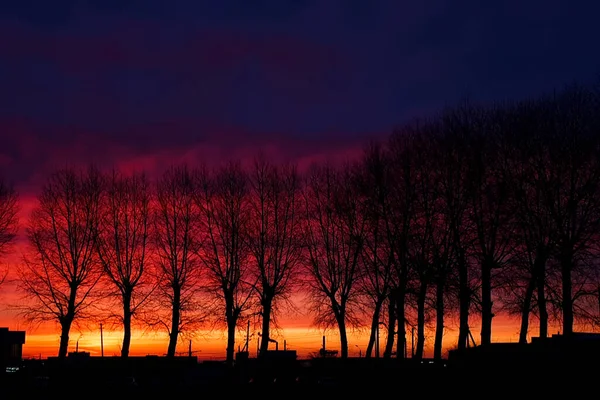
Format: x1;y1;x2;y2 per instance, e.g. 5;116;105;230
0;353;595;395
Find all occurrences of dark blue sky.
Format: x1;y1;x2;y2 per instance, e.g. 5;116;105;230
1;0;600;190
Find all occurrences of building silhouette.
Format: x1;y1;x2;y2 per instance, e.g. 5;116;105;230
0;327;26;374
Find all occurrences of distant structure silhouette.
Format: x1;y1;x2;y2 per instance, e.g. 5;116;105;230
448;331;600;370
0;327;25;374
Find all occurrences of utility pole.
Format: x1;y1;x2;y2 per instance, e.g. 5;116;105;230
100;323;104;357
245;320;250;352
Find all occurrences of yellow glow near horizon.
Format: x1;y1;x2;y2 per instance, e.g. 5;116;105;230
18;318;543;360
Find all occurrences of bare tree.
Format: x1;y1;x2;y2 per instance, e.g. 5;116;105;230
96;169;155;357
196;161;254;366
465;105;514;346
428;125;469;361
301;162;366;359
541;86;600;336
153;165;203;358
385;126;419;359
408;123;438;360
439;104;479;351
16;166;103;359
0;178;19;286
498;99;556;343
247;156;304;358
356;142;395;358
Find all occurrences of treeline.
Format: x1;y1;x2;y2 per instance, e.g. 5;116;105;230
1;83;600;364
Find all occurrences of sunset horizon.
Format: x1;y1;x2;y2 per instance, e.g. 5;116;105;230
4;314;558;361
3;1;600;391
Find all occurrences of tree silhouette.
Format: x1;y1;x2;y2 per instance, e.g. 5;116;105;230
16;166;103;359
385;125;418;359
356;142;395;358
498;99;555;343
429;125;467;361
464;105;514;346
302;162;366;359
247;156;304;358
541;86;600;336
407;122;438;360
196;161;254;366
153;165;203;358
440;104;479;351
96;169;155;357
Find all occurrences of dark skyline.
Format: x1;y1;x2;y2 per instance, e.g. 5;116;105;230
2;0;600;189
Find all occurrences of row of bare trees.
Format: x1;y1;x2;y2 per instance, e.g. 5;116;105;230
2;83;600;363
6;159;303;364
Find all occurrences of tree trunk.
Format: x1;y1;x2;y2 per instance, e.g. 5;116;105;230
122;289;132;358
336;310;349;359
537;254;548;338
383;292;396;358
259;295;273;358
480;257;493;346
58;287;78;359
561;251;574;336
225;297;237;366
395;282;407;360
365;299;383;358
415;279;427;359
457;252;470;351
433;278;445;360
519;274;536;344
226;314;237;366
58;317;73;359
167;286;181;358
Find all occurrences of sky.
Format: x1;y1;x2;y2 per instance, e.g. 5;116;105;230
1;0;599;359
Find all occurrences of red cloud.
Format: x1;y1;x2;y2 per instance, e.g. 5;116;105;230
1;116;383;191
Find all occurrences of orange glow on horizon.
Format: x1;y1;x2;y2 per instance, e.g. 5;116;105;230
12;317;555;361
